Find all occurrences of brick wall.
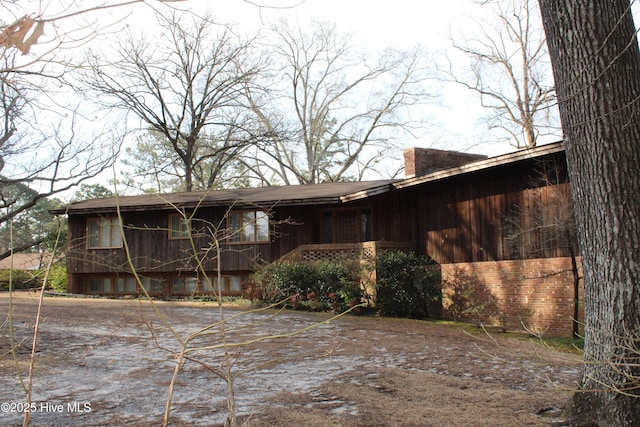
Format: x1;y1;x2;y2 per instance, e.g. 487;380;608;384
440;257;583;337
403;147;488;177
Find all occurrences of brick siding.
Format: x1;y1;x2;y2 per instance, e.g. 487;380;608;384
441;257;583;337
403;147;487;177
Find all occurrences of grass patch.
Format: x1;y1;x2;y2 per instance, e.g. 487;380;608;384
536;336;584;353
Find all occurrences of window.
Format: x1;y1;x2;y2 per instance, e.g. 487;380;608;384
169;215;190;240
115;277;137;293
88;217;123;248
360;209;372;241
228;210;269;243
141;277;164;294
89;277;113;293
321;208;372;243
90;277;138;294
208;275;243;293
322;211;333;244
172;276;197;294
201;276;214;292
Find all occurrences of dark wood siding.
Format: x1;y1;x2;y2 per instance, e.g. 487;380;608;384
68;207;278;274
418;154;575;264
65;150;576;285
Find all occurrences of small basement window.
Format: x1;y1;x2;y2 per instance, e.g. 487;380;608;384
89;277;113;293
115;277;137;293
208;275;243;293
141;277;164;294
172;276;198;294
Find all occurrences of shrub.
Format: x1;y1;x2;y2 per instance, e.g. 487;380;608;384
0;269;39;290
375;251;441;318
252;259;363;313
47;263;67;292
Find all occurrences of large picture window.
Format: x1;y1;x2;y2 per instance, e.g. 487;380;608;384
87;217;123;248
228;210;269;243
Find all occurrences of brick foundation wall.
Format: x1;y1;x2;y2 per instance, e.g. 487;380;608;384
441;257;583;337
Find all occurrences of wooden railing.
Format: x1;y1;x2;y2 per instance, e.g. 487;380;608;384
280;241;413;263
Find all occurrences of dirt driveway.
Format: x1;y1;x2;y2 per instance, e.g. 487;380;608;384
1;292;581;426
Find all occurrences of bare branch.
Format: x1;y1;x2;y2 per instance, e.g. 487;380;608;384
446;0;559;148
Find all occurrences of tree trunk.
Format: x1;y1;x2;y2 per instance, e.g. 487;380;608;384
539;1;640;425
567;239;580;339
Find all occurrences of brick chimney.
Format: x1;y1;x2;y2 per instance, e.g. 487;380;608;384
403;147;488;177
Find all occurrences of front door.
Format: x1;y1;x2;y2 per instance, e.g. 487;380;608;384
321;208;372;243
335;210;359;243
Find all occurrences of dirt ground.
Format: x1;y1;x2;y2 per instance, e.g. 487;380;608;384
0;291;582;426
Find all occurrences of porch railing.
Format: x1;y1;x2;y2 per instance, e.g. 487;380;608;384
280;241;413;263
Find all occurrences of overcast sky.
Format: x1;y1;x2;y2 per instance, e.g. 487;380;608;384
186;0;555;156
17;0;556;194
120;0;517;157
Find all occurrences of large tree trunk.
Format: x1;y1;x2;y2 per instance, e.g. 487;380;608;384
539;1;640;425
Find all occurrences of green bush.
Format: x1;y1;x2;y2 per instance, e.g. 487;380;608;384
47;263;67;292
0;262;66;292
0;269;39;290
375;251;441;318
252;260;363;313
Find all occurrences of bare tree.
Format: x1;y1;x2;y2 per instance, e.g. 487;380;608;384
448;0;558;149
539;0;640;424
119;129;252;193
0;1;189;66
245;19;433;185
0;54;122;260
82;10;265;193
0;1;193;259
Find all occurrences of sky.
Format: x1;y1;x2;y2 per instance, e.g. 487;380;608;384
8;0;560;197
121;0;516;157
185;0;560;156
224;0;495;151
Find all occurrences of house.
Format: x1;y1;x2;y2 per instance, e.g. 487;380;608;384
0;252;58;290
52;141;582;336
0;252;53;271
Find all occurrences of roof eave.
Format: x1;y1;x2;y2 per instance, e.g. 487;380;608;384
393;142;565;190
51;196;354;216
340;183;394;202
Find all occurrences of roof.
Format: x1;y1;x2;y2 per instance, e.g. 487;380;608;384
51;142;565;215
0;252;53;271
52;180;398;214
392;141;565;190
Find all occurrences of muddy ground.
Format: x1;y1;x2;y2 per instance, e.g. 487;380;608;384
1;292;582;426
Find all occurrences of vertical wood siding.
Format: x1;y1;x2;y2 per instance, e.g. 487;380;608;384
66;152;575;275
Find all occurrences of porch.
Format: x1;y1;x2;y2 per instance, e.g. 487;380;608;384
281;241;414;263
277;241;414;305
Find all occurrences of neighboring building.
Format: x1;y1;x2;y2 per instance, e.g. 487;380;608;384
52;141;582;336
0;252;53;271
0;252;57;290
